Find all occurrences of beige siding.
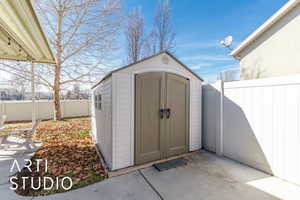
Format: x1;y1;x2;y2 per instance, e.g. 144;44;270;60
111;53;202;170
239;4;300;79
92;78;113;168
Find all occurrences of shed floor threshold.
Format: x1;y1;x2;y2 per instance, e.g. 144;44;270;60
108;150;203;178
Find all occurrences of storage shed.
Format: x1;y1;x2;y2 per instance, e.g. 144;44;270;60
91;51;203;171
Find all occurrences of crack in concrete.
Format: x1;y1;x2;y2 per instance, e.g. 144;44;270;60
138;169;164;200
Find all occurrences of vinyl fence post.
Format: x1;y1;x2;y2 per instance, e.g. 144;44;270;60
220;80;224;156
216;80;224;156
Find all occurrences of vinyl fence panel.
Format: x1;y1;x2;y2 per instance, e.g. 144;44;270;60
202;75;300;186
202;83;221;153
0;100;90;122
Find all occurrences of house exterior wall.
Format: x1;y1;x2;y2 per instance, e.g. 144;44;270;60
91;78;113;169
111;53;202;170
239;4;300;80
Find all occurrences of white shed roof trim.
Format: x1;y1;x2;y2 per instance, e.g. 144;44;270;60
0;0;55;64
230;0;300;57
92;51;204;89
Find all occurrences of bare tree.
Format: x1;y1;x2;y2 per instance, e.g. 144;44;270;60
154;0;175;53
125;7;145;64
0;0;122;120
73;83;81;99
143;31;158;58
10;74;29;100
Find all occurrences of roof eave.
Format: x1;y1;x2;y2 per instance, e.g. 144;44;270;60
0;0;56;64
230;0;300;57
29;0;56;63
0;55;56;64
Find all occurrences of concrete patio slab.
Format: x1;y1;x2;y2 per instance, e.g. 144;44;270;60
34;171;160;200
0;153;33;185
0;136;41;185
0;137;39;185
140;152;300;200
0;184;33;200
1;149;300;200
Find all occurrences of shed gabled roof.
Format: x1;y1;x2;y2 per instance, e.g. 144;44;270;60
230;0;300;57
92;51;204;89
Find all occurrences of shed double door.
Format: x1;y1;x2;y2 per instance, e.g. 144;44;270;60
135;72;189;165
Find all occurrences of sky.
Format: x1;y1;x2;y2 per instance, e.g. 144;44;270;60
0;0;289;88
121;0;288;82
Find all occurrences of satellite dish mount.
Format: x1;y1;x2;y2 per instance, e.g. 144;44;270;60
220;36;233;50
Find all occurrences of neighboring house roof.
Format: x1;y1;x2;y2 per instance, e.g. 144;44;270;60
230;0;300;57
91;51;204;89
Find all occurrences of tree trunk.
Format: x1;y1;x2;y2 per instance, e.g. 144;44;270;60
54;8;63;121
53;63;61;120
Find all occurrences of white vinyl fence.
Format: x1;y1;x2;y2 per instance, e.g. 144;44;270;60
0;100;90;122
203;75;300;186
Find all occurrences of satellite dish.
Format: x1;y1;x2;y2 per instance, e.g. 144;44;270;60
220;35;233;49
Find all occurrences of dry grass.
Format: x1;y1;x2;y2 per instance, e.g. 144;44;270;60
2;117;106;196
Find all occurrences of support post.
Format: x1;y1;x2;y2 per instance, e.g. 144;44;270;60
31;61;36;126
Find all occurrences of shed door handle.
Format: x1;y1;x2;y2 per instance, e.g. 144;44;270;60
159;109;165;119
166;108;171;119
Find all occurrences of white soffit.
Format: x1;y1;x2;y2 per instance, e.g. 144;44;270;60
230;0;300;57
0;0;55;64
